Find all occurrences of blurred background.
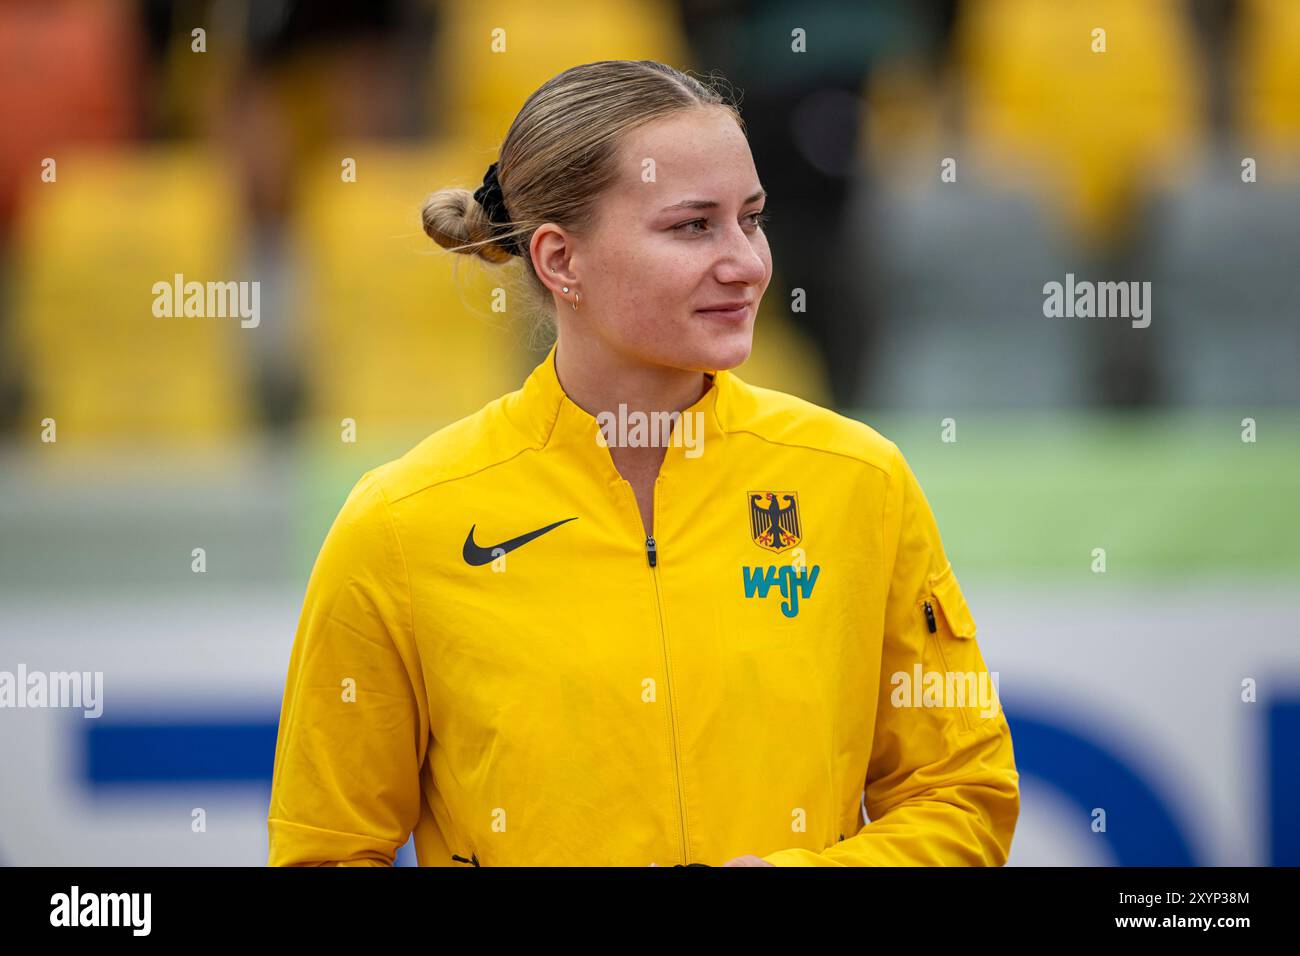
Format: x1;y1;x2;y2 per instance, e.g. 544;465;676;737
1;0;1297;866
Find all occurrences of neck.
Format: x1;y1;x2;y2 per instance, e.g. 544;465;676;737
552;332;712;427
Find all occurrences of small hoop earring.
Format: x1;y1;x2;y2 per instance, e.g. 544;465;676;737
571;290;580;312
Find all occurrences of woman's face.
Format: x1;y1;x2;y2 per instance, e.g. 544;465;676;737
566;108;772;373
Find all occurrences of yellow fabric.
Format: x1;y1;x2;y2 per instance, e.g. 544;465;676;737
268;345;1019;866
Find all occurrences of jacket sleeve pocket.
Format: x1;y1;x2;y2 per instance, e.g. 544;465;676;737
918;563;1000;735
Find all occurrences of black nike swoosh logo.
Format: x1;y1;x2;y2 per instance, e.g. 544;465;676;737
462;517;578;566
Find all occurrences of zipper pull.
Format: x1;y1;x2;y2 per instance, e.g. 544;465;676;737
646;536;657;567
923;600;937;633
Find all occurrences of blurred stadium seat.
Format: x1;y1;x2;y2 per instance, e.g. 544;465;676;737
1145;160;1300;405
955;0;1203;248
429;0;691;145
865;179;1081;409
1233;0;1300;156
292;142;528;437
12;148;256;443
0;0;141;236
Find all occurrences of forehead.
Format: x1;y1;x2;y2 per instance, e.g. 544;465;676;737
608;109;758;208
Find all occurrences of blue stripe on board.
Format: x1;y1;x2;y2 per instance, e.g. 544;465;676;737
86;719;278;784
1267;699;1300;865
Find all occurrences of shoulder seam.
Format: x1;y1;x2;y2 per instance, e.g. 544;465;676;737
369;476;418;658
885;441;902;556
367;474;433;767
720;426;895;478
382;443;539;505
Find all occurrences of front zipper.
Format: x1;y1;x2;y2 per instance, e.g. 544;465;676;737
625;478;689;865
649;535;690;864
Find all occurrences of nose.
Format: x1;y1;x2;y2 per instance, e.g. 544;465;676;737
714;220;769;286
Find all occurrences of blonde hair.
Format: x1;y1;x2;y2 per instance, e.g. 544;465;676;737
421;60;743;340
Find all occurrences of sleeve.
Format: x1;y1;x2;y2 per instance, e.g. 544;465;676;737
267;471;430;866
762;444;1020;866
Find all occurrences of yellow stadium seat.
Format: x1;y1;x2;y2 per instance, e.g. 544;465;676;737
429;0;692;146
955;0;1203;246
12;148;254;443
1233;0;1300;156
292;141;531;440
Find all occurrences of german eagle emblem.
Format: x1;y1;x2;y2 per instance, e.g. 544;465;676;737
748;491;802;553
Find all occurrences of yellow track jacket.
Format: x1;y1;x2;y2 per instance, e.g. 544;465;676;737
268;344;1019;866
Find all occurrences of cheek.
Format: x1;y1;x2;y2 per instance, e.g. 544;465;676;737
611;241;701;309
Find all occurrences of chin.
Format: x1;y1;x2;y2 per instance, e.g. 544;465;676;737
681;330;753;372
708;339;753;371
638;321;754;374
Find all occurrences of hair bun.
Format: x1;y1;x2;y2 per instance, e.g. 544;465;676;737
421;187;518;264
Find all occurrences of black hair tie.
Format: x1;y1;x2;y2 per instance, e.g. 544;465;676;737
472;161;524;257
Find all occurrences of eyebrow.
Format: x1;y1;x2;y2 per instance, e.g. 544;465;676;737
659;189;766;213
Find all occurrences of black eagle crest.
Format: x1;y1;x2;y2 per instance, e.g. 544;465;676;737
748;491;801;553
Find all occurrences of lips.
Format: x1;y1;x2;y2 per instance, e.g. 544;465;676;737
695;302;752;320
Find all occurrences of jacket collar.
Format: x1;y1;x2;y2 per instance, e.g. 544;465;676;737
512;343;731;467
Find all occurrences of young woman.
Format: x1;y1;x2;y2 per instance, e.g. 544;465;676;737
268;60;1019;867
